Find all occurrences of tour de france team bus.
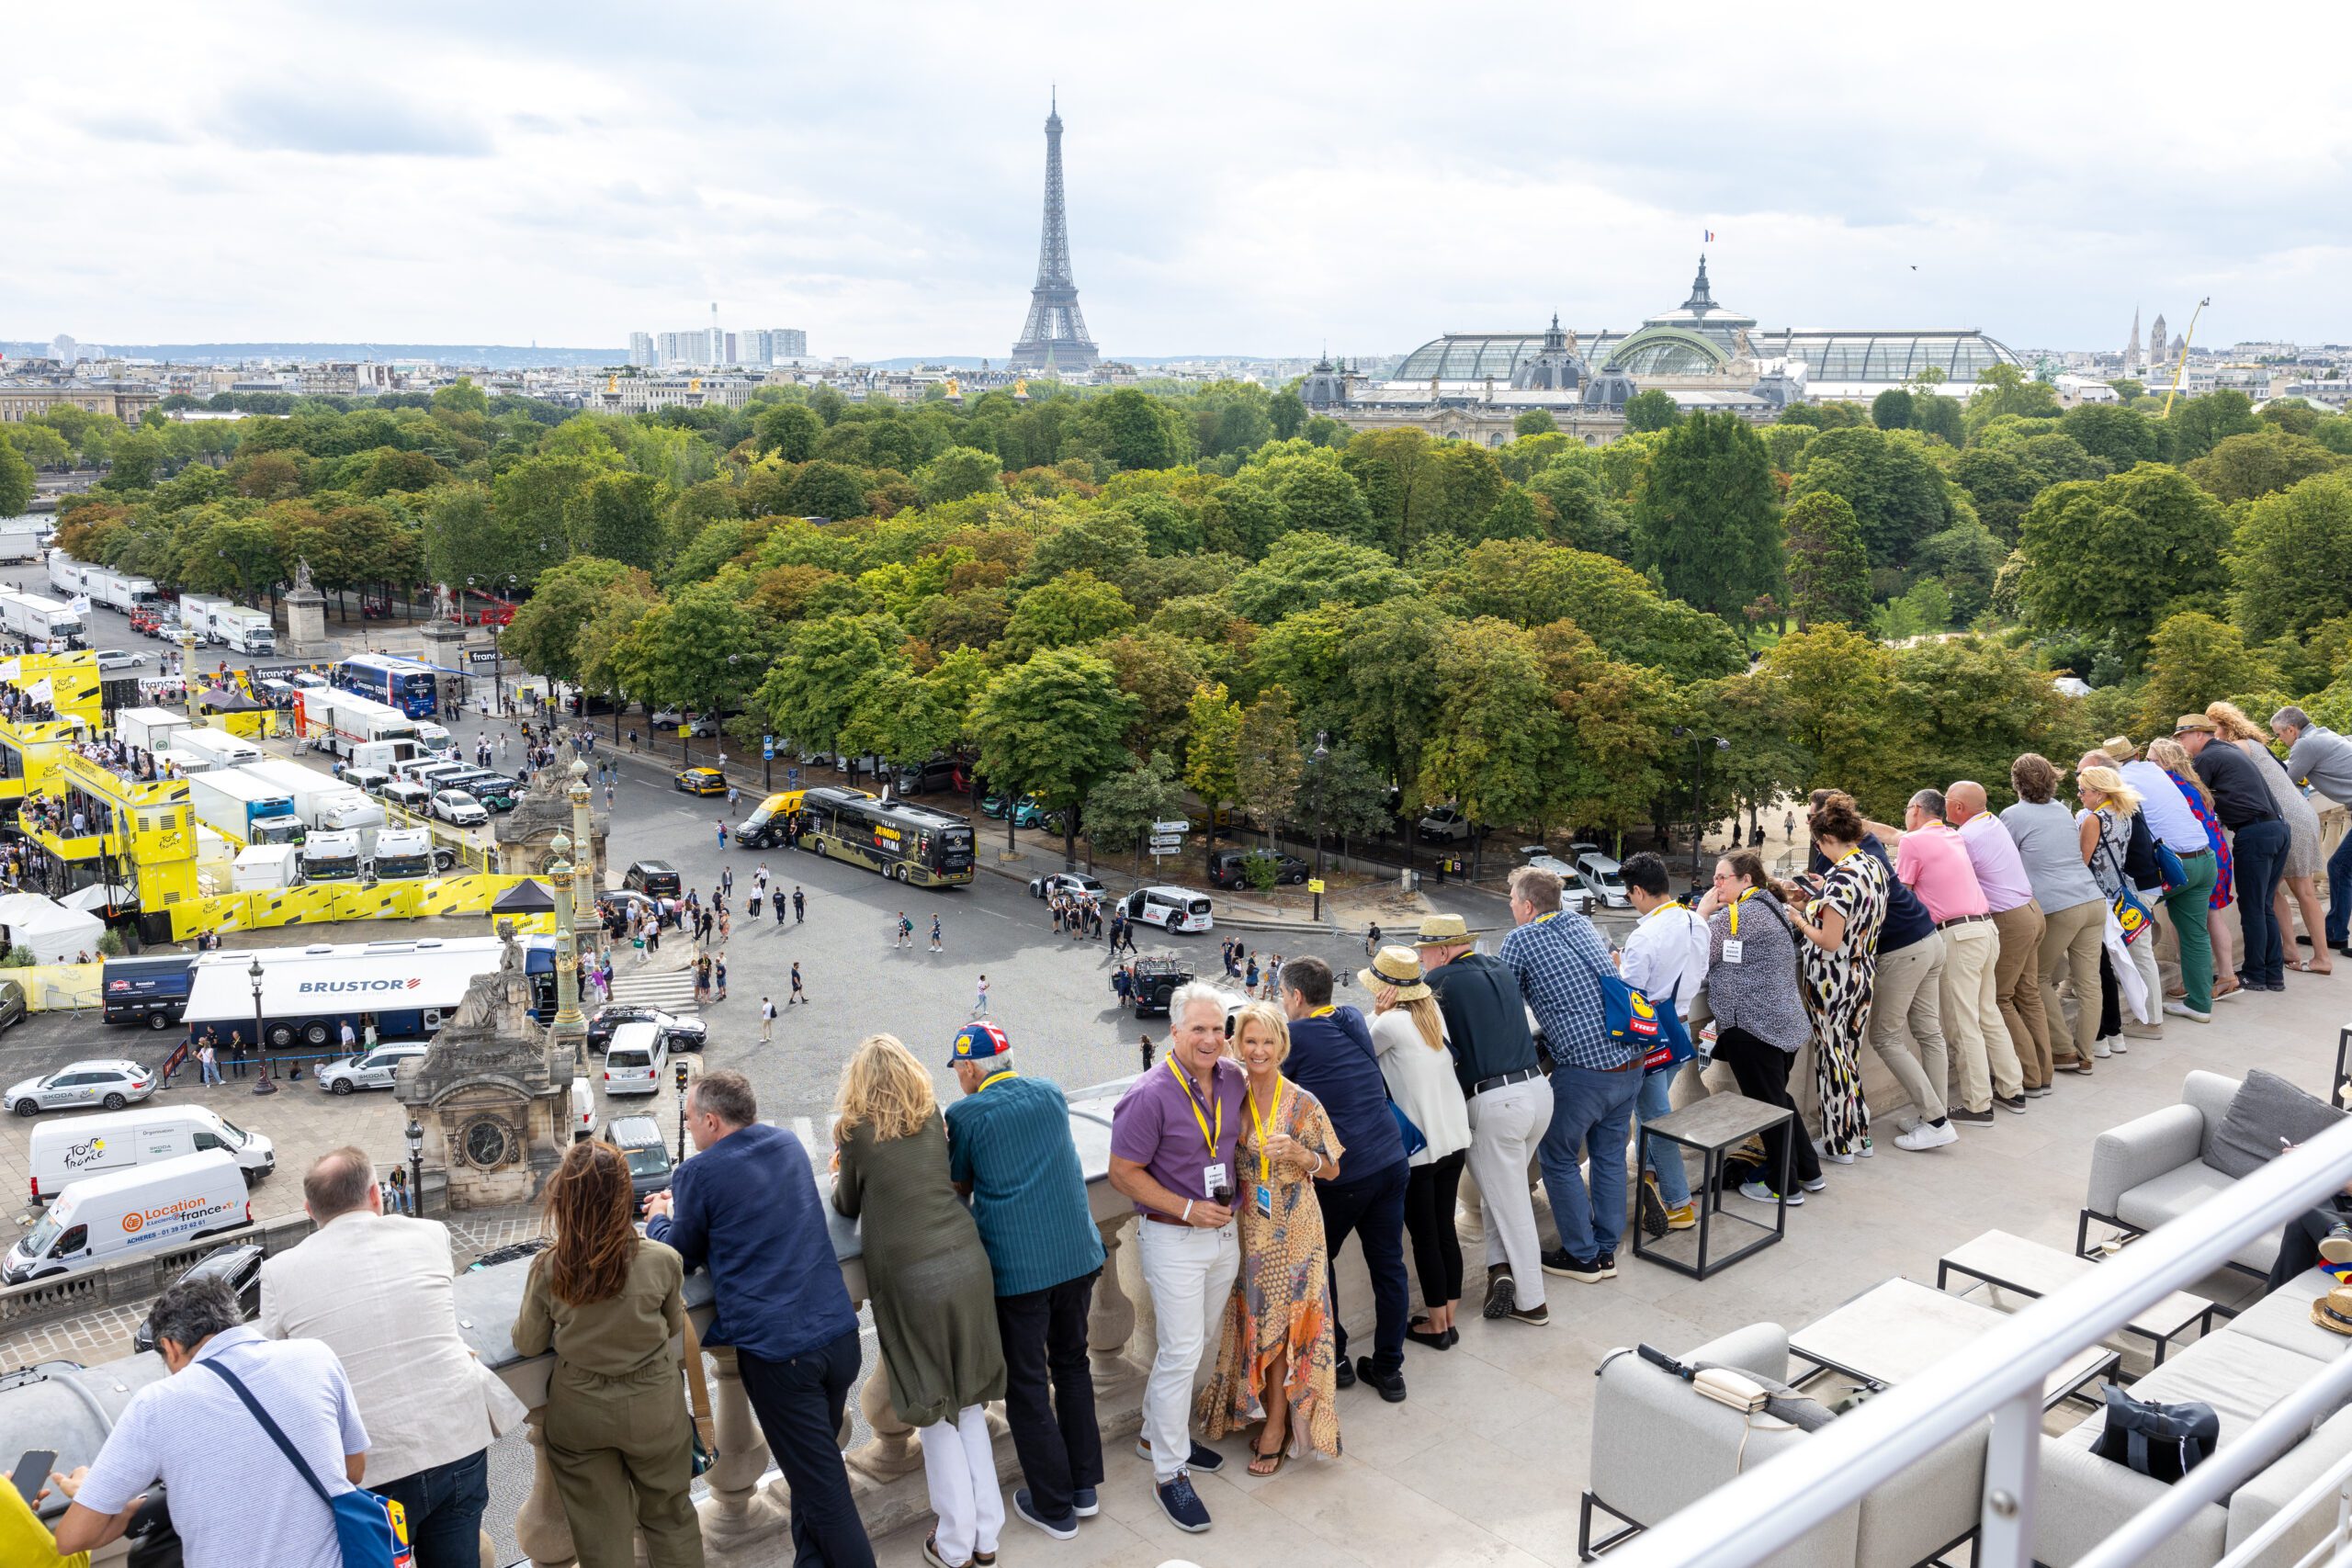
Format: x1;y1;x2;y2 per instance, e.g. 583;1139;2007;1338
331;652;440;719
171;934;557;1052
794;785;976;887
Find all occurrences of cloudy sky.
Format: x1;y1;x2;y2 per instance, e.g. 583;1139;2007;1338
5;3;2346;358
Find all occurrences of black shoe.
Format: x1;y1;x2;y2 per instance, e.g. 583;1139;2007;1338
1508;1302;1550;1325
1596;1251;1618;1279
1405;1317;1451;1350
1132;1437;1224;1473
1333;1356;1357;1389
1949;1106;1996;1125
1482;1272;1517;1320
1071;1486;1099;1517
1994;1092;2029;1114
1636;1176;1670;1238
1356;1357;1408;1403
1542;1247;1609;1282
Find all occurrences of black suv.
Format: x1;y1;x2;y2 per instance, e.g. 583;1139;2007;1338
1129;957;1193;1016
623;860;683;898
1207;849;1310;889
604;1115;675;1200
893;754;966;795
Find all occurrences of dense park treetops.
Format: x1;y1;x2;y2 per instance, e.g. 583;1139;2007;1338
9;366;2352;843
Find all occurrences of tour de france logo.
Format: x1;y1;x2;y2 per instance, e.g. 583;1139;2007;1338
121;1211;144;1234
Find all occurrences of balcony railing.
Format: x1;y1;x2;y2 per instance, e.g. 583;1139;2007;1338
1610;1112;2352;1568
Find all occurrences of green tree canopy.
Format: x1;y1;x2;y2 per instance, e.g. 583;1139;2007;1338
2230;472;2352;643
1623;389;1682;434
1512;409;1558;437
1631;411;1782;618
1228;531;1413;624
2184;428;2341;504
1783;491;1871;627
2017;464;2230;668
1000;570;1136;660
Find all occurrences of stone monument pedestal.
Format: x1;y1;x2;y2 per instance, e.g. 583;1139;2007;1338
278;558;338;659
419;616;472;717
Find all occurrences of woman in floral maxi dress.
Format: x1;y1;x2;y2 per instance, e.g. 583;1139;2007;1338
1197;1002;1346;1475
1784;793;1888;1164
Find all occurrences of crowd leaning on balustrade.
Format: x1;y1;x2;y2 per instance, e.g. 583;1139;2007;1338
17;712;2352;1566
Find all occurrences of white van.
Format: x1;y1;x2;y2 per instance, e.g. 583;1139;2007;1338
569;1077;594;1141
603;1021;668;1097
1575;852;1632;909
28;1106;275;1201
1122;886;1216;934
413;721;458;759
2;1151;250;1283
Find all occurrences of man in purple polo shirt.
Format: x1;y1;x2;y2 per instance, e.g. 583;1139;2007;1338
1947;780;2052;1097
1108;981;1245;1536
1881;788;2024;1122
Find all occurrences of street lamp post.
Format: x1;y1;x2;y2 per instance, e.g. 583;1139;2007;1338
404;1119;424;1217
1310;730;1329;924
248;956;267;1080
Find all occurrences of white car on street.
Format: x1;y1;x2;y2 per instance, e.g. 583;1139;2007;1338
315;1043;428;1095
7;1059;158;1117
1120;886;1216;933
1028;872;1107;902
93;649;149;672
431;790;489;827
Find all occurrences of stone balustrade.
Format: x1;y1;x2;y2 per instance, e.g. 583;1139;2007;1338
451;1080;1154;1566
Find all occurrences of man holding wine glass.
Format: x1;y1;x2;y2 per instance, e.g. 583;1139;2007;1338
1108;981;1247;1536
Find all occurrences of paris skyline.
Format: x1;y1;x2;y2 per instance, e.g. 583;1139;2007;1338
5;4;2348;357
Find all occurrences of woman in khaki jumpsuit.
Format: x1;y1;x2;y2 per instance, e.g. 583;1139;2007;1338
513;1140;704;1568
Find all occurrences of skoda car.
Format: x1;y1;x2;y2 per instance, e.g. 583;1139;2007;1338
7;1059;158;1117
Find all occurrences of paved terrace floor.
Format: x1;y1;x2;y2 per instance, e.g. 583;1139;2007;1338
824;966;2335;1568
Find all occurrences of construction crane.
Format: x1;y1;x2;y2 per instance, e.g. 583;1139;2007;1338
2161;297;2212;418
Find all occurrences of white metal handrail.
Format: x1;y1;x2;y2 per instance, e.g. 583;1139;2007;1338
1611;1112;2352;1568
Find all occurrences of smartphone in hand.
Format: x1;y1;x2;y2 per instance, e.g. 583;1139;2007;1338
10;1449;56;1506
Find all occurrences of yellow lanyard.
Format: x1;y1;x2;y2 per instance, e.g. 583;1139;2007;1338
1248;1077;1283;1184
1728;887;1759;936
978;1070;1018;1092
1165;1055;1221;1156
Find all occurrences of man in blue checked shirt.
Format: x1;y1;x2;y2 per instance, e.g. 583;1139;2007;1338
1498;864;1638;1284
945;1021;1107;1541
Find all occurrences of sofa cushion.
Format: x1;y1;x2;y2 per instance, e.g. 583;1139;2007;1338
2226;1403;2352;1566
2036;1434;2227;1568
2114;1165;2283;1272
2210;1068;2343;1179
2067;1329;2322;1482
2225;1269;2350;1365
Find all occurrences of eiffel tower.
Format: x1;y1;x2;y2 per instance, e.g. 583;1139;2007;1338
1008;93;1100;372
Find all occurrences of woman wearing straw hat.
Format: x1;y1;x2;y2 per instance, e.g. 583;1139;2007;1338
1361;946;1472;1350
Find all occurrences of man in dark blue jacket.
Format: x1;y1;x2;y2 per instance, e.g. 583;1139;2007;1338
645;1068;874;1568
1279;956;1412;1403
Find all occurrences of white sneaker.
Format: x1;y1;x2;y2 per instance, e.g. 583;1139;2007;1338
2111;1036;2130;1054
2165;1000;2212;1022
1895;1121;1960;1152
2092;1037;2114;1058
1815;1140;1856;1166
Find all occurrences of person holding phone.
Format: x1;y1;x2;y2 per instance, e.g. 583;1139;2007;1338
3;1448;85;1568
1108;982;1247;1535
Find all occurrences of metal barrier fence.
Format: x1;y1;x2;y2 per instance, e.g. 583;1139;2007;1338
1611;1113;2352;1568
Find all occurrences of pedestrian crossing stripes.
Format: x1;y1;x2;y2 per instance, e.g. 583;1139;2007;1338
608;967;699;1016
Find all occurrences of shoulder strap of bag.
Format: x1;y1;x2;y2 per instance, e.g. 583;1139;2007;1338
201;1359;336;1507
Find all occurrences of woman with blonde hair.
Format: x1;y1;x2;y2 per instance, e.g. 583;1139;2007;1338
1361;946;1472;1349
2002;753;2108;1077
831;1034;1005;1568
1197;1000;1344;1475
2209;701;2333;976
511;1140;703;1568
2076;762;2163;1053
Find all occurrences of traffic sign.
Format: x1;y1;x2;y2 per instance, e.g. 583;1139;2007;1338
1307;878;1326;894
677;723;691;738
763;741;775;759
1148;835;1183;853
1152;819;1192;834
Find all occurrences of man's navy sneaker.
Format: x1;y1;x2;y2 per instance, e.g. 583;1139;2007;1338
1157;1472;1213;1533
1013;1489;1078;1540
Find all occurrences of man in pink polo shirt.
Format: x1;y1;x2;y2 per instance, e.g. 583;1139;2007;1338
1888;788;2025;1121
1946;779;2052;1098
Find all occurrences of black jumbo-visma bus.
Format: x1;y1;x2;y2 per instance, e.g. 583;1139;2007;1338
796;785;976;887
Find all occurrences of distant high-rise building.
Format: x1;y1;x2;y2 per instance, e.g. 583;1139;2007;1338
628;332;654;368
724;332;739;366
49;333;76;363
775;328;807;360
1008;95;1100;372
656;329;713;368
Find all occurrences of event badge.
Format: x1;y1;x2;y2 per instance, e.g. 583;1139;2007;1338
1203;1163;1228;1198
1256;1183;1273;1218
1721;939;1744;964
